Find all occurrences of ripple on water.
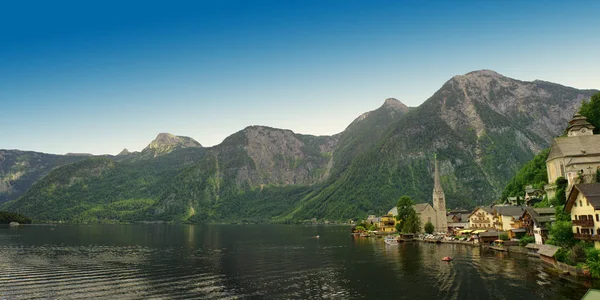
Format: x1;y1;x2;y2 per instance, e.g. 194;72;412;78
0;245;243;300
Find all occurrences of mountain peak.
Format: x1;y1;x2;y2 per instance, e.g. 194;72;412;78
117;148;130;156
142;133;202;157
382;98;409;113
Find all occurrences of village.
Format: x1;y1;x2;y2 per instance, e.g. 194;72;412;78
352;113;600;278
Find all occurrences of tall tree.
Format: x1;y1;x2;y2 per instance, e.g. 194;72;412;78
580;92;600;134
396;196;421;233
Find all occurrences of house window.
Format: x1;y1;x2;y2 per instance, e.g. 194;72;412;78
575;202;578;207
587;199;590;206
580;200;583;207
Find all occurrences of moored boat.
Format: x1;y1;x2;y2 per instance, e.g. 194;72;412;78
384;236;398;245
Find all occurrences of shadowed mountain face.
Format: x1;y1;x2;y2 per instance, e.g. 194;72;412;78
2;70;598;222
0;150;88;205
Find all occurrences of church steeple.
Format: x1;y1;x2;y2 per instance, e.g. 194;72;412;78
433;154;446;212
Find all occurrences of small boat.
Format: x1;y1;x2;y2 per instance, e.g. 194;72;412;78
442;256;453;261
384;236;398;245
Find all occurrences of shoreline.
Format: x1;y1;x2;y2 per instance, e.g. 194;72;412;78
414;237;592;278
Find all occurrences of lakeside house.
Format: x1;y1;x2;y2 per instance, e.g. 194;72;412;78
468;206;495;229
522;207;555;244
493;205;524;231
545;113;600;199
447;210;471;233
565;183;600;249
378;214;396;232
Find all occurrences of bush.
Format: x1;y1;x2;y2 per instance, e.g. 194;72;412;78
548;220;576;247
499;233;509;241
424;221;434;234
569;244;587;265
555;248;571;265
586;247;600;278
518;235;535;246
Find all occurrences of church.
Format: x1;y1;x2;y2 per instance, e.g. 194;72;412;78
389;156;448;233
545;113;600;199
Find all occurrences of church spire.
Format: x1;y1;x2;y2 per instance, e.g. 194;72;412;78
434;154;443;192
433;154;445;211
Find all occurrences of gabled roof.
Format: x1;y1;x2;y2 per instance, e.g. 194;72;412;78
538;244;561;258
414;203;433;213
388;207;398;216
494;205;524;217
533;208;555;215
523;206;555;226
565;183;600;212
547;135;600;162
388;203;436;216
468;206;494;218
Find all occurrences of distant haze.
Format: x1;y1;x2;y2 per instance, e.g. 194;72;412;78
1;0;599;155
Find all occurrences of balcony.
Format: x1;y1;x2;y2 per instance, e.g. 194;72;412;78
574;233;600;241
573;219;595;227
471;219;490;224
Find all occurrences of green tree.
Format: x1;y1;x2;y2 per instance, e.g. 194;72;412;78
580;92;600;134
518;235;535;246
499;233;509;241
402;209;421;233
396;196;420;233
554;177;568;206
501;148;550;200
555;205;571;222
424;221;434;234
548;220;576;248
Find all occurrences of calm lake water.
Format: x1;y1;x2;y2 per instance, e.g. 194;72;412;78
0;224;596;299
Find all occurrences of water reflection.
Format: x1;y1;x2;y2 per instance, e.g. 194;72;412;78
0;225;598;299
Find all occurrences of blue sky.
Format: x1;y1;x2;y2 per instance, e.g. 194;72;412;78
1;0;599;155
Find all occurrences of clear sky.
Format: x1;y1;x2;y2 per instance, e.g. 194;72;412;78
1;0;599;155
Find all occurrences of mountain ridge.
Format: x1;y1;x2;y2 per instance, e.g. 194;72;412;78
2;70;598;222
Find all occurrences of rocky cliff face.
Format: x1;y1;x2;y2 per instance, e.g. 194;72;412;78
142;133;202;157
151;126;338;222
287;70;598;220
443;70;591;146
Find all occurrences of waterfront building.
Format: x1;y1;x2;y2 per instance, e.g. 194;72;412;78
387;156;448;233
545;113;600;199
521;207;555;244
447;211;471;232
378;215;396;232
388;203;437;233
493;205;524;231
565;183;600;249
468;206;495;229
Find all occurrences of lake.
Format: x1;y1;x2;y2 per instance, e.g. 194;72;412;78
0;224;596;299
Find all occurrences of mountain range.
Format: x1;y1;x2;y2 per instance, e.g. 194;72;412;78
1;70;597;223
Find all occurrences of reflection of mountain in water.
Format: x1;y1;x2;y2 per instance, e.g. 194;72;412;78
0;225;596;299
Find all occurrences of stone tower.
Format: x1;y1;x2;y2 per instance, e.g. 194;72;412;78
566;113;595;137
433;155;448;232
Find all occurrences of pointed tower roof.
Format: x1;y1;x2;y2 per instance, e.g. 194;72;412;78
566;113;595;136
434;154;443;191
